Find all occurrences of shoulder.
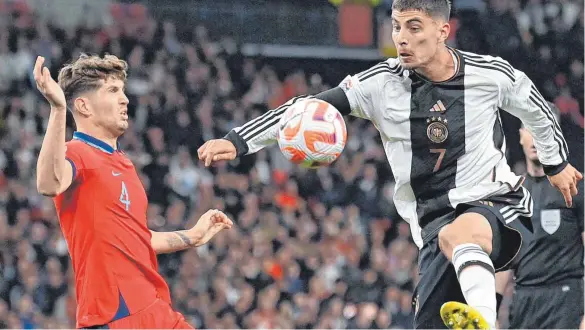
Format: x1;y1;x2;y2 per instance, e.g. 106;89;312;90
457;49;517;87
66;140;96;156
355;58;404;84
65;140;102;168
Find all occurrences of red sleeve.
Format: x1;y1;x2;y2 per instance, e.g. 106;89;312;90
65;142;86;182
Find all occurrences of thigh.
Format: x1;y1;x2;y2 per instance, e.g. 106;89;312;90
458;188;534;271
414;237;466;329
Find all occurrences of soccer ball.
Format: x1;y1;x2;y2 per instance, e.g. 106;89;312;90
277;99;347;168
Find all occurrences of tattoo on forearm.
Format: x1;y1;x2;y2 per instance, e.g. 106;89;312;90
165;230;193;250
176;231;192;246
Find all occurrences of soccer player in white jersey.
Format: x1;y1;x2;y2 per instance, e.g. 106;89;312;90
198;0;582;328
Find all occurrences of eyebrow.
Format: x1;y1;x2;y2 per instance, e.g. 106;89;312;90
392;18;424;24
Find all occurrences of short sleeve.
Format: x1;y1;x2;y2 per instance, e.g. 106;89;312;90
65;142;85;182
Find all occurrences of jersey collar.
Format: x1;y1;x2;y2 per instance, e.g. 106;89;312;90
73;131;120;154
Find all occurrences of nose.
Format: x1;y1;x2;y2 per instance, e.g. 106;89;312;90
396;30;408;47
121;93;129;105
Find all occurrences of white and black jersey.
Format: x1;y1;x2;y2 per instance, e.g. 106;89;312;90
225;48;568;249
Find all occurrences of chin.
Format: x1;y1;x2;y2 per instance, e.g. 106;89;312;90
398;60;419;70
115;123;128;134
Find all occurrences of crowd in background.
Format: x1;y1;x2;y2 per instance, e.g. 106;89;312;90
0;0;582;328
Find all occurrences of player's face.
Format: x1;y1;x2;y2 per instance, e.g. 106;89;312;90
519;128;539;162
391;10;449;69
85;78;129;136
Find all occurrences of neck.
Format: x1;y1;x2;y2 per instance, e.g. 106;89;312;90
526;160;545;177
76;123;118;149
415;46;456;82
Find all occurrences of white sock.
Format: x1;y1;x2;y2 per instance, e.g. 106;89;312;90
452;243;497;328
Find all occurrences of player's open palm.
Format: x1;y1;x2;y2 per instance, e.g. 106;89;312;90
548;163;583;207
34;56;66;109
197;139;237;167
190;209;233;245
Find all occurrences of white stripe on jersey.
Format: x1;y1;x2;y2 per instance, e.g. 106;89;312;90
501;187;534;223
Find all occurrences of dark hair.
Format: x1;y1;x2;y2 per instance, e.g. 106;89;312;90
57;53;128;111
391;0;451;21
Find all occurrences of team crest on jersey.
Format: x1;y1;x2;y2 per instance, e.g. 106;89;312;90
426;117;448;143
540;209;561;234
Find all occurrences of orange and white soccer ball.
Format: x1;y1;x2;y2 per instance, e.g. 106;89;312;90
277;99;347;168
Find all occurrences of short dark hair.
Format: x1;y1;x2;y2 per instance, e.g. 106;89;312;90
392;0;451;21
58;53;128;111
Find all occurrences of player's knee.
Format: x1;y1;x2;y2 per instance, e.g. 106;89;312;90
438;213;493;260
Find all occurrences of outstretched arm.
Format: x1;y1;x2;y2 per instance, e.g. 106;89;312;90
150;230;201;254
225;88;351;157
150;209;233;254
198;60;396;166
197;88;351;166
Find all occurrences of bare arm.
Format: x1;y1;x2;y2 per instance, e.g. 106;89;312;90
150;230;201;254
36;106;73;196
34;56;73;196
150;209;233;254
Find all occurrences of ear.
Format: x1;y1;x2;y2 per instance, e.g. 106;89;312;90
438;21;450;43
73;97;91;117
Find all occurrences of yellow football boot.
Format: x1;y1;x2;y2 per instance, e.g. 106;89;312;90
440;301;491;329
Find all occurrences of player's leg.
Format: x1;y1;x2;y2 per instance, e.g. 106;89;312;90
413;235;467;329
439;188;533;329
438;211;497;329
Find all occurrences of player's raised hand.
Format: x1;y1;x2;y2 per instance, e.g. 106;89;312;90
34;56;66;110
548;163;583;207
189;209;233;245
197;139;237;167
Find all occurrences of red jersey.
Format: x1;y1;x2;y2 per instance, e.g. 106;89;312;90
54;132;171;328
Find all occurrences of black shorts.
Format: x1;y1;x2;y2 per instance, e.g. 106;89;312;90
509;279;584;329
412;188;534;329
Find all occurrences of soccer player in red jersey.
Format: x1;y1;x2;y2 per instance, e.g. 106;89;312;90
34;54;232;329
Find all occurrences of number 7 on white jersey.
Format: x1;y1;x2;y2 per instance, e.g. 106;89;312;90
120;181;130;211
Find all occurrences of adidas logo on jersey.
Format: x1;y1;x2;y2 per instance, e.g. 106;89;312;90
429;100;446;112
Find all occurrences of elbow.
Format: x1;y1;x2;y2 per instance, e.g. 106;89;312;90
37;187;58;197
36;178;60;197
37;185;58;197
